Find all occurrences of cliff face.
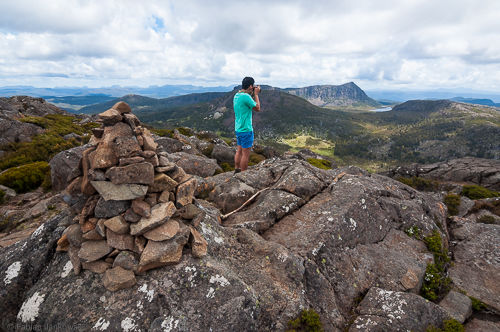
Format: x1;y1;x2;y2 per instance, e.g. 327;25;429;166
285;82;380;108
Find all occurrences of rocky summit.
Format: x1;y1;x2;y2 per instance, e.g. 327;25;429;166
0;102;499;331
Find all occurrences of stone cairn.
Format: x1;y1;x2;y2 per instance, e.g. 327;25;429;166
57;102;208;291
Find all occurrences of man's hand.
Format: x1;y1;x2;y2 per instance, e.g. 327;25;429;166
253;85;261;95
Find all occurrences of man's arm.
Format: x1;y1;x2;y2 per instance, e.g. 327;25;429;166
252;86;261;112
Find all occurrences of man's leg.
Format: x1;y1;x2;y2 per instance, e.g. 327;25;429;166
234;145;242;170
240;147;251;171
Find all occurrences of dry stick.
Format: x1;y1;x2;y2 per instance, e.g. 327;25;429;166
221;187;271;220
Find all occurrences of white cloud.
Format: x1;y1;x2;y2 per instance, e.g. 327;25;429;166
0;0;499;91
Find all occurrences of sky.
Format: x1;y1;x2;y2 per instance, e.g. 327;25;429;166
0;0;499;92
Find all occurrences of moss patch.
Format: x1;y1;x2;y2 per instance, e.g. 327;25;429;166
220;162;235;172
151;128;174;138
470;296;487;312
461;185;500;200
444;193;461;216
0;161;50;193
0;189;5;204
396;176;439;191
248;152;265;166
286;309;324;332
421;230;451;301
176;127;195;136
307;158;332;170
470;200;500;216
426;319;464;332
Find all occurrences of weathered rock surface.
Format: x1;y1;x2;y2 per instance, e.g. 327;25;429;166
130;202;177;236
49;145;88;191
78;240;112;262
384;157;500;190
449;222;500;311
350;287;450;331
91;181;148;201
105;162;154;185
103;266;137;291
169;152;222;177
438;290;472;323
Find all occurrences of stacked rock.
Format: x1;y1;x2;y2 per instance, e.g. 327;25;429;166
57;102;208;291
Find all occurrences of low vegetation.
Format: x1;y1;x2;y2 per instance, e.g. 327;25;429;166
460;185;500;200
477;215;496;224
0;189;5;204
396;176;439;191
470;200;500;216
426;319;464;332
307;158;332;170
0;162;51;193
443;194;461;216
421;230;451;302
286;309;323;332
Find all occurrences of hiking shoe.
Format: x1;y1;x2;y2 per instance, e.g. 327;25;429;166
233;168;241;174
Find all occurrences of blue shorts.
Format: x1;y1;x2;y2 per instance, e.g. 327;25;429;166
235;131;254;148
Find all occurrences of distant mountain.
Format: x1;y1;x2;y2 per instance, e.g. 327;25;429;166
284;82;380;108
450;97;500;107
78;92;228;114
0;84;232;98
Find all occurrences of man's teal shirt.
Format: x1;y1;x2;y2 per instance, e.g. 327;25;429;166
233;92;257;132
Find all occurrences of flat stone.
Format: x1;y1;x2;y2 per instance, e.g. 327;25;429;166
439;290;472;323
134;236;147;254
112;101;132;114
119;156;145;166
102;266;137;292
106;229;135;251
130;201;177;236
400;269;420;290
143;219;180;241
56;233;69;252
82;229;105;241
91;181;148;201
113;251;138;271
145;193;158;206
98;108;122;125
104;216;129;234
178;203;202;220
132;199;151;217
137;237;186;273
142;128;158;151
96;219;106;237
113;136;142;158
146;154;159;167
158;190;171;203
190;226;208;258
123;113;140;129
139;150;156;158
89;169;106;181
81;260;112;274
68;245;81;275
176;178;197;207
149;173;178;193
66;224;83;247
94;198;131;218
78;240;113;263
105;162;154;185
90;123;134;169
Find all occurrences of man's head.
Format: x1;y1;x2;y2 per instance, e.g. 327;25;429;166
242;77;255;90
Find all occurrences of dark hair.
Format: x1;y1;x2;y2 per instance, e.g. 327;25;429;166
242;77;255;90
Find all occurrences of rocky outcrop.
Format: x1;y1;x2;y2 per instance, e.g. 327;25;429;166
383;157;500;190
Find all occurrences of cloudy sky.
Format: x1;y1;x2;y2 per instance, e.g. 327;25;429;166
0;0;499;91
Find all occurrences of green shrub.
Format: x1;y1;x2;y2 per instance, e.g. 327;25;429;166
220;162;234;172
0;162;50;193
470;200;500;216
470;296;487;311
248;152;266;166
151;128;174;138
286;309;323;332
421;230;451;301
426;319;464;332
0;189;5;204
405;225;422;239
307;158;331;170
176;127;194;136
444;193;461;216
461;185;500;200
396;176;439;191
477;215;495;224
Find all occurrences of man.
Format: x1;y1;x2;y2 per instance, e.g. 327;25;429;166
233;76;261;173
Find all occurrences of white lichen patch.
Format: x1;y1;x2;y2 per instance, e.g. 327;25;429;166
206;287;215;298
209;274;230;287
327;217;334;222
312;242;324;256
349;218;357;230
31;223;45;239
61;260;73;278
121;317;139;332
161;316;179;332
136;300;143;310
99;296;106;302
201;223;224;244
17;291;45;323
184;266;198;287
4;261;21;285
276;251;288;263
138;284;155;302
92;317;110;331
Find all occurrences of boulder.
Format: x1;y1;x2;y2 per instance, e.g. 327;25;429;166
449;223;500;311
211;144;235;164
102;266;136;292
176;178;197;207
170;152;221;177
350;287;450;331
190;226;208;258
49;145;87;191
105;162;154;185
90;122;133;169
156;137;185;153
98;108;122;125
112;136;142;158
208;178;256;214
130;202;177;236
112;101;132;114
148;173;178;193
91;181;148;201
438;290;472;323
